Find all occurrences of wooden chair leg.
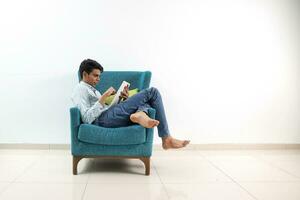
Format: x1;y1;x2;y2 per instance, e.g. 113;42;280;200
139;157;150;175
73;156;83;175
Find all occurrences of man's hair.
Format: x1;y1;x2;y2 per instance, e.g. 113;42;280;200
79;59;104;79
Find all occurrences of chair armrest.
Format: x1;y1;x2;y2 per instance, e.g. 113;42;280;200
145;108;156;143
70;107;81;144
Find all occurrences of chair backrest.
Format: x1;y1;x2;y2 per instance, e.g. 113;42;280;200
78;71;152;93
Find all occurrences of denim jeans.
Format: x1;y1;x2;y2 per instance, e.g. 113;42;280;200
92;87;170;138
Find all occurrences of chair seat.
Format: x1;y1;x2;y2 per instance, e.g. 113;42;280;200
78;124;147;145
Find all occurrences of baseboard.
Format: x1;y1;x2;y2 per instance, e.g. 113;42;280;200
0;143;299;150
0;144;71;150
154;143;300;150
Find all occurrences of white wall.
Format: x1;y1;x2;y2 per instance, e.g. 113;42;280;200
0;0;299;144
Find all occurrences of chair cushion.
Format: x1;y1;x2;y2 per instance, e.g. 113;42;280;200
78;124;146;145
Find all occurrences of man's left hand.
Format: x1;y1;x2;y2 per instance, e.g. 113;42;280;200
120;86;129;100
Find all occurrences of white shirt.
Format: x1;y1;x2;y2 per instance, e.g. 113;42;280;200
71;81;109;124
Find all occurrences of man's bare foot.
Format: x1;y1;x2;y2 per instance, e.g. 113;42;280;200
130;111;160;128
162;136;190;150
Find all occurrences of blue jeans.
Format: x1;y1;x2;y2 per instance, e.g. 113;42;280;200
92;87;170;138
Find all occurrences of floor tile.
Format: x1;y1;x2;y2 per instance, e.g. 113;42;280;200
83;183;169;200
254;150;300;162
201;150;264;161
199;150;265;157
164;183;256;200
1;149;300;200
153;150;204;158
263;160;300;178
15;155;91;183
153;157;232;183
0;182;11;196
210;158;300;182
0;155;41;182
88;158;161;183
0;183;86;200
240;181;300;200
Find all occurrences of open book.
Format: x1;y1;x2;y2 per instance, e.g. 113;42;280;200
107;81;130;108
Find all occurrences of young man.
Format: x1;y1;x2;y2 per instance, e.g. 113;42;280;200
71;59;190;149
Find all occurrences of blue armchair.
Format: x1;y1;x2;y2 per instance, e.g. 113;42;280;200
70;71;155;175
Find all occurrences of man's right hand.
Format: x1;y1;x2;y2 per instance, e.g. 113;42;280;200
99;87;116;105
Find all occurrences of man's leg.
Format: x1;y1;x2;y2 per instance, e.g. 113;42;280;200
93;87;160;128
93;87;190;149
130;87;171;137
126;87;190;149
130;87;190;149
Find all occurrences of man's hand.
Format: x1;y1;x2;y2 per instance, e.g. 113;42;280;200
99;87;116;105
119;85;129;101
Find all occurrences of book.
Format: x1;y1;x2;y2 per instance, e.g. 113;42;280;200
107;80;130;107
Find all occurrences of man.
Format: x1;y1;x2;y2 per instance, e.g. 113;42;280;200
71;59;190;149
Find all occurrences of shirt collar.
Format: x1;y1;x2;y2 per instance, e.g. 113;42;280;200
80;81;97;91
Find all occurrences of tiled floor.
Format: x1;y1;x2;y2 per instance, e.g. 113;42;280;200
0;149;300;200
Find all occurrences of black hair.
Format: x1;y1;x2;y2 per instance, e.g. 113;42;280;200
79;59;104;79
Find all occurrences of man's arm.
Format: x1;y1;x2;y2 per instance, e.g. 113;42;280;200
99;87;116;106
71;87;107;124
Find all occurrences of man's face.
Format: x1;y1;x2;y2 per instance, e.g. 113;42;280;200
83;69;101;87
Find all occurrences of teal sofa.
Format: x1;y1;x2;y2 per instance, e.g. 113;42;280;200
70;71;155;175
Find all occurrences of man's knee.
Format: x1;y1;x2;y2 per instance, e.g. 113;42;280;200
146;87;160;99
149;87;158;93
